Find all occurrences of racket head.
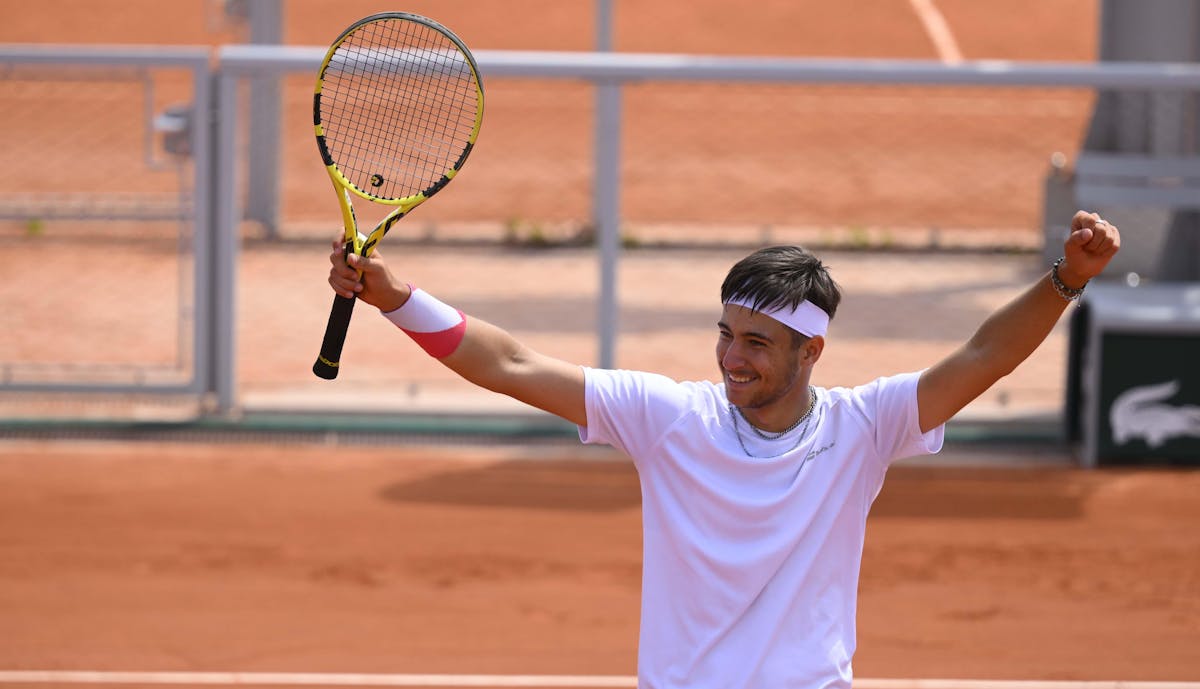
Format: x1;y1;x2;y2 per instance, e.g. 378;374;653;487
314;12;484;208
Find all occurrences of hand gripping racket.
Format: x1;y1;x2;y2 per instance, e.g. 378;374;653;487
312;12;484;379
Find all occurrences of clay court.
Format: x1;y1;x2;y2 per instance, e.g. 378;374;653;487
2;441;1198;684
2;1;1197;687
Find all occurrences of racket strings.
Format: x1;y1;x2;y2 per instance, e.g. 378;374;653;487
326;41;470;193
320;18;479;201
328;30;471;176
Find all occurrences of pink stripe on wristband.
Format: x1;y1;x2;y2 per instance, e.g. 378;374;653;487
382;287;467;358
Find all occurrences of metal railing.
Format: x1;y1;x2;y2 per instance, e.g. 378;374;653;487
214;47;1200;412
4;43;1200;418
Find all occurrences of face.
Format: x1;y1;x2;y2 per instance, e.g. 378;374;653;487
716;303;812;414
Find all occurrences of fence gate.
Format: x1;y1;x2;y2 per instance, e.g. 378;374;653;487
0;46;214;420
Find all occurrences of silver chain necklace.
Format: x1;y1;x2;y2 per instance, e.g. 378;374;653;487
730;386;817;458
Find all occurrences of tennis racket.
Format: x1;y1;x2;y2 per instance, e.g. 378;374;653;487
312;12;484;380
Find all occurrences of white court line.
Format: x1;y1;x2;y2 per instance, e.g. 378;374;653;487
1;673;1199;689
907;0;965;64
857;681;1200;689
0;672;631;687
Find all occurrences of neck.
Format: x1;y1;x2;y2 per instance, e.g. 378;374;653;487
737;385;815;433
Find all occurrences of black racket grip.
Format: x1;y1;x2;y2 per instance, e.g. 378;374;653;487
312;293;357;379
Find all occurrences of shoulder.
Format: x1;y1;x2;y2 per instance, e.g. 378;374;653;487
845;370;922;398
821;372;923;425
580;369;726;457
584;367;723;411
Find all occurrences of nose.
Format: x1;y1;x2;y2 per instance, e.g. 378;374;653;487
720;340;746;371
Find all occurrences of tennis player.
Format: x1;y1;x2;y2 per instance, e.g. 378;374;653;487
327;209;1119;689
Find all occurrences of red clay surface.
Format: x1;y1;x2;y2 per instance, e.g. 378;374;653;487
0;440;1197;681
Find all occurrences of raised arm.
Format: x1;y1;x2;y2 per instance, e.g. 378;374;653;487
916;211;1121;433
328;240;588;426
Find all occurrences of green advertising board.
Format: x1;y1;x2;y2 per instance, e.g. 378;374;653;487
1095;332;1200;464
1077;284;1200;466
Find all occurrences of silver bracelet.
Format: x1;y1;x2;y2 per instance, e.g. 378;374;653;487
1050;257;1087;302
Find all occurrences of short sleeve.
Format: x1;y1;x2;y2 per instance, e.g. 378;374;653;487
578;367;696;461
852;370;944;466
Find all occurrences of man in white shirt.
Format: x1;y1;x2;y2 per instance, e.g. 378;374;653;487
326;210;1120;689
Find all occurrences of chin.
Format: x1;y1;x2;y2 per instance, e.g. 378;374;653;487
723;382;758;408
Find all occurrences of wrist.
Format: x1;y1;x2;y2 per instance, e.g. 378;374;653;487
1050;257;1088;302
376;283;412;313
1056;259;1089;290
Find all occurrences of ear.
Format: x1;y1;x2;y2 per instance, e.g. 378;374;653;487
802;335;825;366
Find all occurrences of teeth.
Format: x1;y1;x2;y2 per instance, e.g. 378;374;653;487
727;374;753;384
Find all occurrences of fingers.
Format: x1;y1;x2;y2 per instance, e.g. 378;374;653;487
1068;210;1121;256
1088;224;1120;257
1071;210;1097;232
1084;216;1119;256
327;238;361;299
1070;210;1115;236
326;244;393;299
1068;226;1093;247
325;226;404;305
327;263;360;298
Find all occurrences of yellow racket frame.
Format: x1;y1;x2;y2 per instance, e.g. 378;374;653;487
314;11;485;259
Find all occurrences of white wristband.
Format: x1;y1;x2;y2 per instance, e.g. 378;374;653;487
382;287;467;358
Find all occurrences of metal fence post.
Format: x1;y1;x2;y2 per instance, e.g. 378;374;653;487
244;0;283;239
594;0;619;370
213;70;241;414
595;80;622;370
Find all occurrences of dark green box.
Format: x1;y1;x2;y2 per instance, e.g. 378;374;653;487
1070;284;1200;466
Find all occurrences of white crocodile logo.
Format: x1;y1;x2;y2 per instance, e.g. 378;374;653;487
1110;380;1200;448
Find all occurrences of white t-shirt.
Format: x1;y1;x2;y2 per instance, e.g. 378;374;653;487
579;368;944;689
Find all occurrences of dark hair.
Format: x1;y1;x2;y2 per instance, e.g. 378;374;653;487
720;246;842;337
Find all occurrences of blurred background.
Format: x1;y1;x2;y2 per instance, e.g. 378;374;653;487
1;0;1197;465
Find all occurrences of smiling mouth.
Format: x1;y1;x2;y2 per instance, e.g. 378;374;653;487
726;372;756;385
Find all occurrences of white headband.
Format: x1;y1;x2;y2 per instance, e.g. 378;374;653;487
724;296;830;337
